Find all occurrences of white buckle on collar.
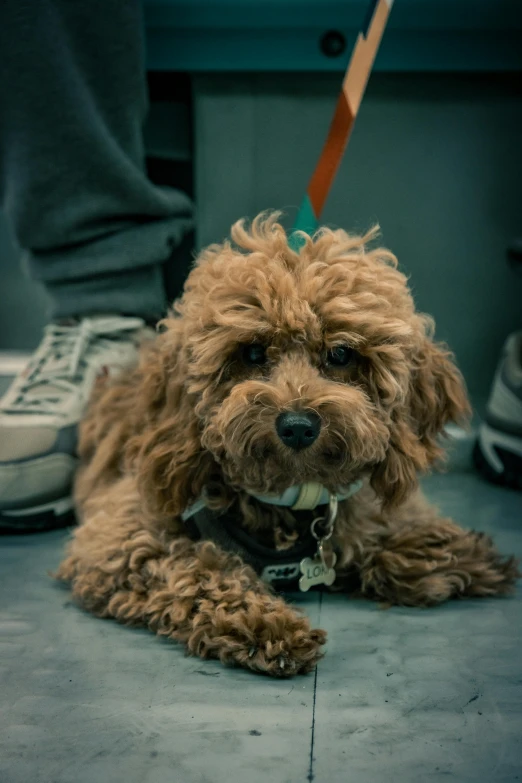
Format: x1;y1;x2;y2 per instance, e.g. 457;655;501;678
250;480;363;510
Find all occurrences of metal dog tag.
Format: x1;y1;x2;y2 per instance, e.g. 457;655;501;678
299;551;337;592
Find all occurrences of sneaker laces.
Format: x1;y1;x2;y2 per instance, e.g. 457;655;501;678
1;316;145;417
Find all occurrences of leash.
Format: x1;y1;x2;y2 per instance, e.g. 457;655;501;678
289;0;394;249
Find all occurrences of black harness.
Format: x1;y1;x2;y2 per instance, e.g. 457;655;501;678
183;504;320;591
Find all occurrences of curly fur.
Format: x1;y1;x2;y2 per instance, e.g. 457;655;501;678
57;212;519;677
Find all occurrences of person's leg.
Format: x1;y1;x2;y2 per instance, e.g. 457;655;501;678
0;0;192;320
0;0;192;531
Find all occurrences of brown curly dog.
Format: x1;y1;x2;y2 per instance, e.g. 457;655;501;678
57;212;519;677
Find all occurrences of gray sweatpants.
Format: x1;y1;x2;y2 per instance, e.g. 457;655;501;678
0;0;193;320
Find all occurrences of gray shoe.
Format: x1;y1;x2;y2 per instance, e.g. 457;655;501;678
474;331;522;490
0;316;150;532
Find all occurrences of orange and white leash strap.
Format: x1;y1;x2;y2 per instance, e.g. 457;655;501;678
289;0;394;249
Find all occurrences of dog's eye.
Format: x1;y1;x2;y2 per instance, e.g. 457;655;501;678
327;345;355;367
241;343;267;366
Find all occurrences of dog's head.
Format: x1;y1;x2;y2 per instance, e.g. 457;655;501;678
131;213;469;518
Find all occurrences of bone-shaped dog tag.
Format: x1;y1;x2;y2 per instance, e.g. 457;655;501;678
299;552;337;592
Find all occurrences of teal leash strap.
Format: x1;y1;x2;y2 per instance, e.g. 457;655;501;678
288;194;319;252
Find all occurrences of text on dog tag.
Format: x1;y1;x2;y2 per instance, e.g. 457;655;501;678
299;553;337;592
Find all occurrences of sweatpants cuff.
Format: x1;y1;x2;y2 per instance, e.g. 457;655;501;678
45;264;167;321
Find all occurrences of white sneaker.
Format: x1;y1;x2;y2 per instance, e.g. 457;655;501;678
474;331;522;490
0;316;151;532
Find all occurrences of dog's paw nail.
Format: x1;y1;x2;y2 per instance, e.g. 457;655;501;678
248;646;257;658
279;656;286;670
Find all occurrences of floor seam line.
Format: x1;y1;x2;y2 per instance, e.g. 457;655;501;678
307;589;323;782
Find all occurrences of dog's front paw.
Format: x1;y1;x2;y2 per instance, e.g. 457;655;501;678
361;526;520;607
244;622;326;678
187;593;326;677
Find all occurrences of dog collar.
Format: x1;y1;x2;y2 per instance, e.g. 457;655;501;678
182;480;363;522
249;480;363;510
181;481;363;591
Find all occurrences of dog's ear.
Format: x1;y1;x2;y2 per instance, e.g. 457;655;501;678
124;322;210;521
408;333;471;460
371;321;470;508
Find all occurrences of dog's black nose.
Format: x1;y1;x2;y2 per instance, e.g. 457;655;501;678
276;411;321;451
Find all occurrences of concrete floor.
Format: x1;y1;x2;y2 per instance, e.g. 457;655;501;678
1;472;521;783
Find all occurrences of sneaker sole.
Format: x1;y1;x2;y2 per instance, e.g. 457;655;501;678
474;423;522;491
0;496;75;534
